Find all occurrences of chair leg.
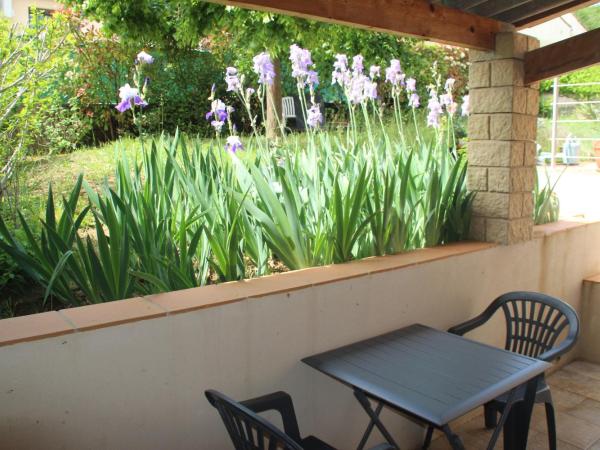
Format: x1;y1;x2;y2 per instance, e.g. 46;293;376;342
484;403;498;429
442;425;465;450
545;402;557;450
422;426;434;450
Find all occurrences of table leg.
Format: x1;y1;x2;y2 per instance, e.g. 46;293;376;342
503;375;541;450
354;390;400;450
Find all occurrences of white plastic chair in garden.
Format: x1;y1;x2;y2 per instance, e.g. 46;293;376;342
282;97;296;120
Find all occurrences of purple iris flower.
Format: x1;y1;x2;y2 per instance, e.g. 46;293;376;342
115;84;147;113
225;67;241;92
409;93;420;108
136;51;154;65
440;93;453;107
461;95;470;117
253;52;276;85
332;54;349;87
447;102;458;116
385;59;404;86
206;99;229;133
290;45;312;77
352;55;364;74
225;135;244;153
406;78;416;93
290;45;319;88
369;65;380;80
348;74;367;104
427;90;443;128
333;54;348;72
364;79;378;100
306;104;323;128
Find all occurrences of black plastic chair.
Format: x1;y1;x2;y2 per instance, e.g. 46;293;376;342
431;291;579;450
206;389;395;450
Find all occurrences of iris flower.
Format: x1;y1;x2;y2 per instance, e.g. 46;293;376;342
115;84;147;113
136;51;154;65
225;67;241;92
306;104;323;128
225;135;243;153
461;95;470;116
252;53;276;85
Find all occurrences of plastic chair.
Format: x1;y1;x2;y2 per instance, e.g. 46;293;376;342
433;292;579;450
282;97;296;119
206;389;395;450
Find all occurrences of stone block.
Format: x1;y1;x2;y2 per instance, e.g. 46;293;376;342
469;49;495;63
470;87;527;114
495;32;528;60
468;141;524;167
490;114;536;140
486;219;509;244
526;88;540;116
524;142;537;166
469;216;486;241
488;167;510;192
469;61;490;88
509;193;523;219
467;114;490;140
486;217;533;245
511;166;536;192
522;192;534;218
491;59;524;87
472;192;510;218
509;218;533;243
467;167;488;191
470;87;512;114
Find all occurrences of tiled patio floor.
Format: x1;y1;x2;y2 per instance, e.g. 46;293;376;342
429;360;600;450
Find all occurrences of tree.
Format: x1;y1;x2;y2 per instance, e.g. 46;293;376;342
64;0;468;136
64;1;316;137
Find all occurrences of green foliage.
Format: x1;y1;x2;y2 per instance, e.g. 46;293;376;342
0;118;473;309
541;66;600;101
534;169;561;225
575;5;600;30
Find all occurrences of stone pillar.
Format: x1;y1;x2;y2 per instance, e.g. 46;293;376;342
467;32;540;245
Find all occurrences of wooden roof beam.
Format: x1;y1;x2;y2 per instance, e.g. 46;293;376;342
201;0;508;50
524;28;600;84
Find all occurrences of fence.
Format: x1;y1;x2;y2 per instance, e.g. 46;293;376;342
549;79;600;166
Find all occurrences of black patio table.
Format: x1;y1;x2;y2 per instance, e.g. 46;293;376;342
302;324;551;450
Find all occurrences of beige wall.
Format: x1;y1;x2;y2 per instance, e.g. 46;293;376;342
0;221;599;450
3;0;61;24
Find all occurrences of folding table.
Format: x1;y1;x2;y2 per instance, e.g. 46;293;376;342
302;324;550;450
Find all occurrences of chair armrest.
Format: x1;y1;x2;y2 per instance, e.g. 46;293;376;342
241;391;302;442
368;444;396;450
448;311;493;336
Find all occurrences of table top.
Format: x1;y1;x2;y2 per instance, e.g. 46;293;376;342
302;324;550;426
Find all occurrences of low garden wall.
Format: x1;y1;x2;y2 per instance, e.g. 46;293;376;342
0;220;599;449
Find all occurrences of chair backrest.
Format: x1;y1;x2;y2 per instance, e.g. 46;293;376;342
282;97;296;119
205;390;303;450
490;292;579;361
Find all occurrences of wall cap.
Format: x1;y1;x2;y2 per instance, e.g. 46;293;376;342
533;219;596;238
0;241;496;348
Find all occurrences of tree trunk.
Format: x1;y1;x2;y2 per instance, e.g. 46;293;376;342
266;58;283;139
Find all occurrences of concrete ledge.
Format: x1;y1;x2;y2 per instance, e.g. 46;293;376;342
0;241;495;347
533;218;596;238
